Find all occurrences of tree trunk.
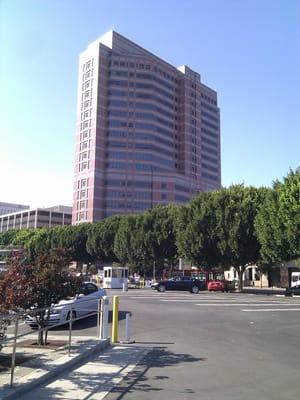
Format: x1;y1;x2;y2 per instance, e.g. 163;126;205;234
236;266;246;292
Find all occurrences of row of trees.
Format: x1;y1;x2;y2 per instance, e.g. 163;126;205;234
0;169;299;291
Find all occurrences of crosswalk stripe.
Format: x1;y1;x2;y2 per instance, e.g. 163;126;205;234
242;308;300;312
194;303;300;307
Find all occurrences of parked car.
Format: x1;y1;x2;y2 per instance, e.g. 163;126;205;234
285;285;300;297
208;280;234;292
155;276;206;293
25;282;106;328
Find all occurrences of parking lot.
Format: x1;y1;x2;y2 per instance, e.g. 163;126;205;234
106;289;300;400
6;289;300;399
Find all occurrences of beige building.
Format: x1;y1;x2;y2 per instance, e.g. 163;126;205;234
0;205;72;232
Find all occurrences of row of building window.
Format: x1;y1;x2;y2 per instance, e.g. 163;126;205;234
202;145;218;156
105;179;152;188
202;154;219;164
107;130;173;149
107;151;173;168
108;100;174;120
107;120;174;138
107;162;168;172
201;101;218;114
109;70;175;93
201;118;219;131
108;89;174;111
202;171;219;182
108;110;174;129
136;72;174;91
201;127;219;139
105;200;150;210
200;93;217;105
202;136;218;147
175;194;191;202
109;79;175;102
201;111;219;123
202;163;219;174
109;59;177;83
107;140;173;158
106;190;152;200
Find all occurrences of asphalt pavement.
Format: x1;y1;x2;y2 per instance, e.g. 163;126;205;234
6;289;300;399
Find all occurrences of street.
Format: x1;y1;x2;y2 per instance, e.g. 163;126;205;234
7;289;300;399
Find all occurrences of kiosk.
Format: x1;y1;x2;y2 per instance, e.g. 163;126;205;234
103;266;129;289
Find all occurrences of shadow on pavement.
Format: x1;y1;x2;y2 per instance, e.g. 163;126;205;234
16;346;205;400
106;347;206;399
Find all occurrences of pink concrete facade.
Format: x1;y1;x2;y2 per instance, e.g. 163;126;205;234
72;31;221;223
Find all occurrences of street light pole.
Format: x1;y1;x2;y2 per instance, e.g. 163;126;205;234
153;261;156;281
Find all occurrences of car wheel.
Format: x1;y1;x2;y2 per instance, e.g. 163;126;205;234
158;285;166;293
191;285;200;294
66;310;77;321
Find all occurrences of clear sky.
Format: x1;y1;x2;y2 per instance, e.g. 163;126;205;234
1;0;299;208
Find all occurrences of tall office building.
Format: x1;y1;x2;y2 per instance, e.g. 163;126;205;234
73;30;221;223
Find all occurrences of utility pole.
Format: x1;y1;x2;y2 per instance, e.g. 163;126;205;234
153;261;156;281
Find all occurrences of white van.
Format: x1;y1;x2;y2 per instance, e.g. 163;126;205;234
291;272;300;287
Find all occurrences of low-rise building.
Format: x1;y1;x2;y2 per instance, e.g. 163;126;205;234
0;202;29;216
0;205;72;232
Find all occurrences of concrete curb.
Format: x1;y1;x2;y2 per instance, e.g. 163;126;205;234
1;338;110;400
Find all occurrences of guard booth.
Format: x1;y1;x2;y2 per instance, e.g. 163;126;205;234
103;266;129;289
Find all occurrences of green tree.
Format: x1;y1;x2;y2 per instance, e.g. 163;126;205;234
213;185;267;291
0;230;19;246
177;186;267;291
176;191;221;269
113;215;143;267
86;215;122;262
12;229;36;246
142;205;180;276
0;249;82;345
255;168;300;265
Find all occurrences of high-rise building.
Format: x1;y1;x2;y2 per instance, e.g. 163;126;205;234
73;30;221;224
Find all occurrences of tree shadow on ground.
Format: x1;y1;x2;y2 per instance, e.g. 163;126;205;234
15;346;205;399
106;347;206;398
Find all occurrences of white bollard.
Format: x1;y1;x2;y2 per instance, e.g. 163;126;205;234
122;280;128;292
120;312;134;344
99;296;110;340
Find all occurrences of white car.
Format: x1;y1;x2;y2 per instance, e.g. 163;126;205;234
25;282;106;328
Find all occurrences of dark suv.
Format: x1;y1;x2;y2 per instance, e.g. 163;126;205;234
155;276;206;293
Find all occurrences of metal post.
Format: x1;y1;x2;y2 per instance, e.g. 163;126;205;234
10;316;19;387
68;303;73;357
120;312;134;344
111;296;119;343
153;261;156;282
97;298;101;337
103;296;109;339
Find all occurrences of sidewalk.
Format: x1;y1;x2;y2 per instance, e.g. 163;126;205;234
17;345;148;400
0;338;110;400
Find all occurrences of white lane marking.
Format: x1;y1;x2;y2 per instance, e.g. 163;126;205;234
194;303;300;307
243;308;300;312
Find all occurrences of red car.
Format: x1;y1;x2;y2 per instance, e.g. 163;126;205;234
208;280;228;292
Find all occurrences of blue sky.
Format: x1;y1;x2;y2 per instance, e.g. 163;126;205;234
1;0;299;207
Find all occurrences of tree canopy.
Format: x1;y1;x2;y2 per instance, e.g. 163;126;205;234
255;168;300;265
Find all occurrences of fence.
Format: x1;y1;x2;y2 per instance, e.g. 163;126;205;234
0;295;111;387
